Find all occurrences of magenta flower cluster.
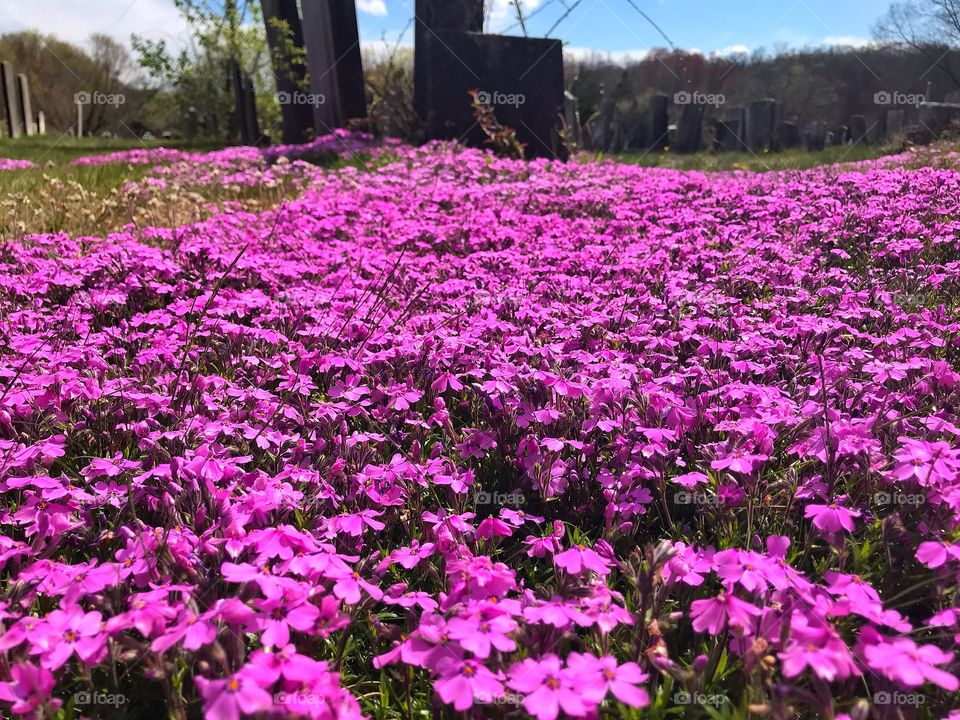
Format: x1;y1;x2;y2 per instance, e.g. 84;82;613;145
0;158;37;171
68;129;375;168
0;138;959;719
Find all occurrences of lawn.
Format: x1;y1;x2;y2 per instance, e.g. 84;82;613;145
615;140;902;171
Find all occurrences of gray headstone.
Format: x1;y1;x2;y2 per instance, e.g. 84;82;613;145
648;94;668;151
0;62;23;138
16;74;33;136
36;110;45;135
719;106;745;151
773;121;800;150
824;130;834;146
673;102;703;153
621;116;647;151
802;122;826;151
885;109;904;137
262;0;314;143
417;31;566;158
748;98;777;151
848;114;867;144
865;114;880;144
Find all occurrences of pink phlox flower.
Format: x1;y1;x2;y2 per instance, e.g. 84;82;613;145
566;652;650;707
446;608;517;659
805;500;861;534
195;671;273;720
435;658;505;711
553;543;612;576
507;654;589;720
0;662;60;715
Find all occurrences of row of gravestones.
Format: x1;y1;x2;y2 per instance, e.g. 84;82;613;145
0;61;43;138
581;94;922;154
262;0;568;158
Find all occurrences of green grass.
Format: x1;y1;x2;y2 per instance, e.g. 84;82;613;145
0;135;226;201
611;141;899;171
0;134;222;166
0;163;155;198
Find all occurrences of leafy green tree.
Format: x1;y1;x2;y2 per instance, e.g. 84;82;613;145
132;0;278;141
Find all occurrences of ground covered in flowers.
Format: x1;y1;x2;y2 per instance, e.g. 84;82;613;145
1;138;960;720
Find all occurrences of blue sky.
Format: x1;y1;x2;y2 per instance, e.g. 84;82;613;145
0;0;894;59
357;0;895;60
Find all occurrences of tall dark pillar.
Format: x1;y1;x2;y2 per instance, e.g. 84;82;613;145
414;0;483;122
330;0;367;122
648;94;669;151
0;62;23;138
301;0;367;131
262;0;313;143
16;74;33;136
301;1;340;132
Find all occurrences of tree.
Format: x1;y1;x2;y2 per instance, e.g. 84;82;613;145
874;0;960;91
132;0;276;141
0;31;148;135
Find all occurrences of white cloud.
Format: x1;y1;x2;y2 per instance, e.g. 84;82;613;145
486;0;542;33
357;0;388;17
713;44;750;56
821;35;873;48
488;0;542;18
564;46;650;65
0;0;190;51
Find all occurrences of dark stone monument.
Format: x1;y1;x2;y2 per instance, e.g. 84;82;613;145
301;0;367;131
718;106;746;151
886;109;904;137
773;121;800;150
848;114;867;144
16;74;33;136
418;30;566;158
673;103;703;153
824;130;834;146
0;62;23;138
802;122;826;151
328;0;366;122
622;118;647;151
262;0;313;143
414;0;483;124
300;1;338;130
748;98;777;151
649;94;669;151
865;113;881;144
